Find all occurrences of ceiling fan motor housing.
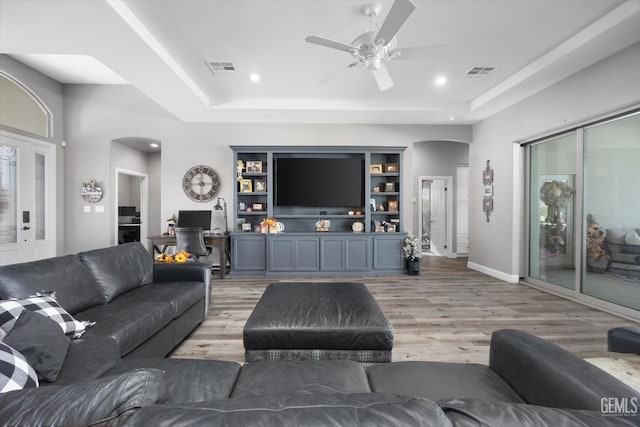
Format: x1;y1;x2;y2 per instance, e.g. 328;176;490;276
351;31;396;70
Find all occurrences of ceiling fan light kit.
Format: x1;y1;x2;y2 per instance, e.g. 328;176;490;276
305;0;445;91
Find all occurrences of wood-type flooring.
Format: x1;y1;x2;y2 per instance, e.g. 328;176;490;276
170;256;640;365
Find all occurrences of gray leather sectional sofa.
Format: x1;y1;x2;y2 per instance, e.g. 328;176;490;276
0;244;638;426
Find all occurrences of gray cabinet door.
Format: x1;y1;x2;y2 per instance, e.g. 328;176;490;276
268;236;320;272
373;234;405;271
345;237;370;270
232;234;266;271
320;238;345;270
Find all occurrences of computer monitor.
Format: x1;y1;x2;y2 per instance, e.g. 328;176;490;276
177;210;212;230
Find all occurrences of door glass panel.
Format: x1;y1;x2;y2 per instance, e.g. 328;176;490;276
529;132;577;289
582;112;640;310
421;180;431;252
0;146;18;244
35;153;45;240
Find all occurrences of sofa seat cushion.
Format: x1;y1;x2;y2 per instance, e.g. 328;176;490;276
126;393;452;427
231;360;371;398
114;281;204;318
106;358;241;402
76;300;174;356
0;255;105;314
50;336;120;386
0;369;168;427
367;361;524;404
440;398;639;427
78;242;153;302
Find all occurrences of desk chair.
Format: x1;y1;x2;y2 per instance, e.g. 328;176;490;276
174;227;211;262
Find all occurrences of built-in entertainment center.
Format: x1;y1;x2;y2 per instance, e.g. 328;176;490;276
231;146;406;276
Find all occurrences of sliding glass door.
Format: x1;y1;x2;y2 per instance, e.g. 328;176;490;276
582;112;640;310
528;132;577;289
526;109;640;315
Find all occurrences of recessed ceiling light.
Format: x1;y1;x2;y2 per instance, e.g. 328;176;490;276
435;76;447;86
249;73;261;82
449;116;456;121
149;143;159;148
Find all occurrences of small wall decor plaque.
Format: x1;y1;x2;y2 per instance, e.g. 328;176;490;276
482;160;494;222
81;179;103;203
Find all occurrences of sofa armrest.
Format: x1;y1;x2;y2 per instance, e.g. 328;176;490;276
153;262;211;313
489;329;640;411
0;369;168;427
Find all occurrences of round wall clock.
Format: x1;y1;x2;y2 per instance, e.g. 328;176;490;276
183;165;220;202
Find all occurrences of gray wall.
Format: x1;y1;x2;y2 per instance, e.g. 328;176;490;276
471;40;640;281
411;140;470;247
0;55;65;255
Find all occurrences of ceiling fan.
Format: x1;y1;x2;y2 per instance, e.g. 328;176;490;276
305;0;447;91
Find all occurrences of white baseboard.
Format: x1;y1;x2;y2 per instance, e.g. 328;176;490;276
467;262;519;283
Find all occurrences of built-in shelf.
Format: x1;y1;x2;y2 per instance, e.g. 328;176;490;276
231;146;406;276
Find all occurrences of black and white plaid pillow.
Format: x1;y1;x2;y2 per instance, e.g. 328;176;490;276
0;296;95;339
0;342;39;393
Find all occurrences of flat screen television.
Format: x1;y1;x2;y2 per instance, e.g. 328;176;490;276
177;210;212;230
275;157;364;208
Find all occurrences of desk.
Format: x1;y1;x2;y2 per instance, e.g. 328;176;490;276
148;233;229;279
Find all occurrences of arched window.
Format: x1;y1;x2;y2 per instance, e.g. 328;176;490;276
0;71;51;138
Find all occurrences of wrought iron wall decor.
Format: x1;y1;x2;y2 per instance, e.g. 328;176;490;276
482;160;494;222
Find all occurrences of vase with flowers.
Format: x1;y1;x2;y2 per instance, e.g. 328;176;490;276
403;232;422;275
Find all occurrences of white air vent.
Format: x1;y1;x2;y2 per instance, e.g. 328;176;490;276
206;61;238;75
464;66;496;79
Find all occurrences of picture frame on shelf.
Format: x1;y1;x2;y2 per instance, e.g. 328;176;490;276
246;161;263;173
254;179;266;192
385;163;398;173
239;179;253;193
388;200;399;212
236;218;246;231
370;164;383;174
386;223;396;232
241;222;252;232
238;201;247;211
251;203;264;211
372;186;380;192
384;182;395;192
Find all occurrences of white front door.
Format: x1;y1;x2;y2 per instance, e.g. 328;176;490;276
0;133;55;266
430;179;447;256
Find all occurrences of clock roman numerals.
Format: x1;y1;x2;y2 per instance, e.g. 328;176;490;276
183;165;220;202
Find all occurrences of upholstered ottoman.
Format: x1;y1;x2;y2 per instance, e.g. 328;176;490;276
243;282;394;365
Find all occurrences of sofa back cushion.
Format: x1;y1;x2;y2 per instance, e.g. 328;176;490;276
0;368;168;427
79;242;153;303
0;255;105;314
489;329;640;411
127;393;452;427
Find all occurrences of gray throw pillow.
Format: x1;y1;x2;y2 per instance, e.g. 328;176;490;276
4;310;70;383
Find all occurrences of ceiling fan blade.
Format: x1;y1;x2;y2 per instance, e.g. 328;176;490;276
318;62;361;85
374;0;416;46
372;63;394;91
305;35;358;53
390;44;449;61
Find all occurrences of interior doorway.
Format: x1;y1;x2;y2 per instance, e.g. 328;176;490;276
418;176;453;257
114;168;148;247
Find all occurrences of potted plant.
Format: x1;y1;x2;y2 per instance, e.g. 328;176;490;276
403;232;422;275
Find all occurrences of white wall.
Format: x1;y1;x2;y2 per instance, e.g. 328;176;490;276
411;141;470;242
0;55;65;255
471;41;640;281
61;83;472;253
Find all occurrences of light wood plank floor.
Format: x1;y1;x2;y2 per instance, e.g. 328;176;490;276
170;256;640;365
